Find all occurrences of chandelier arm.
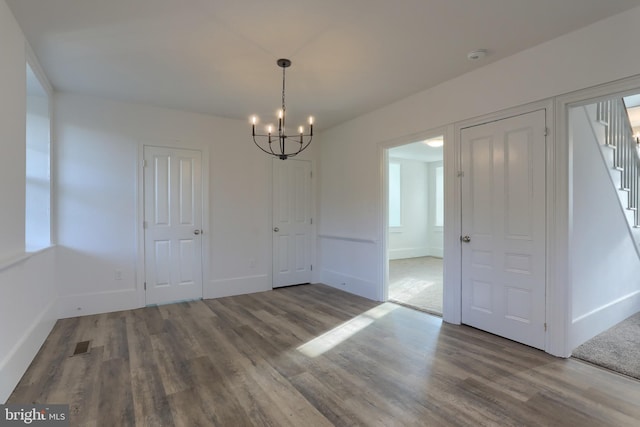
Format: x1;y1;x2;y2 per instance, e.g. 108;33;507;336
253;133;290;157
269;134;283;158
252;135;279;156
300;134;313;152
269;138;280;158
254;134;312;159
291;135;313;157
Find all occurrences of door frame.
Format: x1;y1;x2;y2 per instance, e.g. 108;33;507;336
553;74;640;356
379;127;450;303
135;140;210;308
453;99;556;352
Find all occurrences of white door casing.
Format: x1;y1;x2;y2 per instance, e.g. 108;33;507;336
272;159;312;288
461;110;546;349
144;146;203;305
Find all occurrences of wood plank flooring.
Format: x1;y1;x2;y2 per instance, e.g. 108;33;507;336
8;284;640;426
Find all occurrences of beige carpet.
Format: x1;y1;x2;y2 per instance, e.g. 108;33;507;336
572;312;640;380
389;256;443;315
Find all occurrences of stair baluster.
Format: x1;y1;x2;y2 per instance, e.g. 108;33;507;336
597;99;640;228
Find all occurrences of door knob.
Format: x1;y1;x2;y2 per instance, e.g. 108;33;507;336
273;227;279;232
461;235;471;243
194;229;202;235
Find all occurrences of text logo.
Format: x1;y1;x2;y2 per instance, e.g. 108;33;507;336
0;405;68;427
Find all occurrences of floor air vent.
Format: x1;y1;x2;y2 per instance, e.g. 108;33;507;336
72;340;91;356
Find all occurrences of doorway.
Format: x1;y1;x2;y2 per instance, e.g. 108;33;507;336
568;91;640;378
143;146;204;305
386;136;444;315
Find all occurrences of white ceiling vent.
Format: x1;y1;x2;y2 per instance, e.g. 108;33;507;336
467;49;488;61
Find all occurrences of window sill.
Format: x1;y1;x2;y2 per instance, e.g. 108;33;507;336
0;245;55;272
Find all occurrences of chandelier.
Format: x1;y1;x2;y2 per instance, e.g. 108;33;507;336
251;59;313;160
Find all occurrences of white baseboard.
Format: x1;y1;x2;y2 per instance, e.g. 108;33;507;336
388;247;430;260
570;290;640;351
0;299;57;403
388;247;443;260
427;247;443;258
206;274;270;299
320;269;380;301
57;289;140;319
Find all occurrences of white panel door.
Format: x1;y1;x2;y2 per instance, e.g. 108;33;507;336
461;110;546;349
144;146;203;305
273;159;312;288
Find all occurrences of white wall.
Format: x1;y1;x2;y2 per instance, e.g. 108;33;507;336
0;249;57;403
317;4;640;313
569;106;640;349
0;0;26;260
388;158;429;260
54;93;317;318
0;0;57;403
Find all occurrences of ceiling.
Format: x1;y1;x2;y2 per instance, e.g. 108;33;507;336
7;0;639;131
390;138;443;163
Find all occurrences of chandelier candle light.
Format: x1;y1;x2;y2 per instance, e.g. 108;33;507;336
251;59;313;160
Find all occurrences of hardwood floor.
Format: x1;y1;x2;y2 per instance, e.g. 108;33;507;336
9;284;640;426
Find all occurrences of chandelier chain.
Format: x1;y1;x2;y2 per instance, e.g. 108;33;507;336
281;66;286;121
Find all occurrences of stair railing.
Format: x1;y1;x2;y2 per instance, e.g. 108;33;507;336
596;99;640;227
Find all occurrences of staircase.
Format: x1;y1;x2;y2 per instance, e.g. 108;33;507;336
586;99;640;255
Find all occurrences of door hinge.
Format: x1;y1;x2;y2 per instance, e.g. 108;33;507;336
544;322;547;331
144;282;147;290
143;221;147;229
310;171;313;179
310;218;313;225
544;127;549;137
457;171;464;177
142;159;148;168
310;265;313;271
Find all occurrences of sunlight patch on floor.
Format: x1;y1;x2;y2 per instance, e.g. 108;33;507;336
389;278;437;300
297;303;399;358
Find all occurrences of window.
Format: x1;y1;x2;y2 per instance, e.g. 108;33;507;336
389;162;401;227
25;62;51;251
435;165;444;227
